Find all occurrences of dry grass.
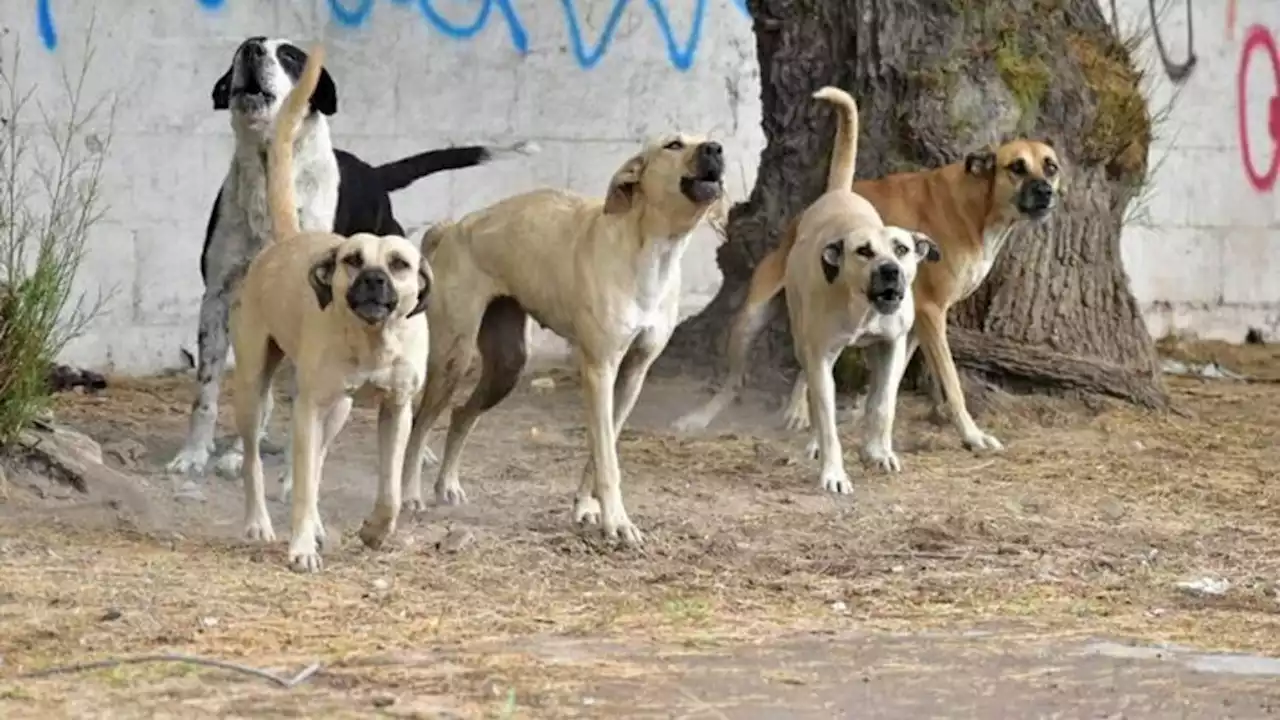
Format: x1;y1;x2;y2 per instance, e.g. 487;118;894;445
0;341;1278;716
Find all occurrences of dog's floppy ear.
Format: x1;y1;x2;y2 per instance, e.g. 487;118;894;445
407;258;434;318
308;248;338;310
310;66;338;116
820;238;844;284
964;146;997;177
212;66;233;111
911;231;941;263
603;154;646;215
1041;136;1056;149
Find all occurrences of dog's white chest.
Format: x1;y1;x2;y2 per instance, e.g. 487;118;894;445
620;234;687;334
957;226;1014;300
852;308;912;347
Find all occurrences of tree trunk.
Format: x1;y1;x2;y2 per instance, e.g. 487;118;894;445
658;0;1167;410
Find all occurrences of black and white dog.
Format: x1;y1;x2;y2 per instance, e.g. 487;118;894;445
166;36;534;481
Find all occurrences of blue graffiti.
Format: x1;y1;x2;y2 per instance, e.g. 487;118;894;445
37;0;752;71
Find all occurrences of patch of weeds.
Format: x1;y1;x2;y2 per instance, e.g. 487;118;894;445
1067;30;1150;181
662;596;713;625
993;31;1050;130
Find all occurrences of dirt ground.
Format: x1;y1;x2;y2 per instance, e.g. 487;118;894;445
1;339;1279;718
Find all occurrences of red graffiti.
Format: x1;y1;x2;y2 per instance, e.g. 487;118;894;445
1237;24;1280;192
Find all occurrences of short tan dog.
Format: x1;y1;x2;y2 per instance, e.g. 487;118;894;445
701;87;938;492
400;134;727;546
229;44;433;572
676;128;1062;452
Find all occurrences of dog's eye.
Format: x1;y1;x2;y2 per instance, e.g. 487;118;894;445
1043;159;1059;176
342;253;363;269
1008;159;1028;175
855;244;875;259
388;255;412;273
663;139;685;151
893;243;909;257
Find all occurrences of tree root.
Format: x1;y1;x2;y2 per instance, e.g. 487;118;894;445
947;327;1169;410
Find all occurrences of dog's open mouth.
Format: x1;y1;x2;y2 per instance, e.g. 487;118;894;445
232;74;274;106
869;287;905;314
680;172;723;204
351;302;394;325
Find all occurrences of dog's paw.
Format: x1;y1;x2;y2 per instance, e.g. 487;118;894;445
805;437;819;460
165;444;212;476
243;516;276;542
357;515;396;551
820;467;853;495
213;449;244;480
782;406;811;432
434;481;468;506
573;495;602;525
402;496;429;513
276;472;293;503
603;517;644;547
962;431;1004;452
288;540;323;574
861;446;902;473
421;446;440;466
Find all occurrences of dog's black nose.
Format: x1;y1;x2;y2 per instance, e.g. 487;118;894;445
698;142;723;160
876;263;902;281
245;42;267;58
1030;179;1054;200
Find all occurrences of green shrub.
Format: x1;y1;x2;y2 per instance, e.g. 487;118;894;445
0;29;115;446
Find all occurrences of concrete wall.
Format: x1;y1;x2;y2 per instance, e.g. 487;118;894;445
1;0;1276;375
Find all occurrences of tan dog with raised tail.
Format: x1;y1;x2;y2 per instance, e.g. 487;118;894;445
712;87;938;492
400;133;727;545
675;118;1062;453
229;43;433;573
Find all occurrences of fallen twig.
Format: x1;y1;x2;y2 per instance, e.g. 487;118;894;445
21;653;322;688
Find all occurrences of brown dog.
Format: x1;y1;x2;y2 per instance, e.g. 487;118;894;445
400;134;726;546
675;139;1062;452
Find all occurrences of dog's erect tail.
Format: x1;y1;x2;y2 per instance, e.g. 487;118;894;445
812;86;860;193
371;140;541;193
267;43;326;240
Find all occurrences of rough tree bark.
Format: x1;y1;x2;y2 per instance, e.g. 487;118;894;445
658;0;1167;410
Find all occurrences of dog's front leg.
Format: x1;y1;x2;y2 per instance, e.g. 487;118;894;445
166;288;232;475
859;339;908;473
916;304;1003;452
359;399;412;550
577;357;642;546
574;342;660;525
803;348;851;495
287;393;325;573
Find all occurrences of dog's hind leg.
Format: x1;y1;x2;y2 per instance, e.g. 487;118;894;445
433;297;529;507
232;329;283;542
403;312;482;511
858;338;908;473
674;247;787;433
167;285;234;475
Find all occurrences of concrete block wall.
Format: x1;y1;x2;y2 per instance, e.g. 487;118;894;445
0;0;1275;375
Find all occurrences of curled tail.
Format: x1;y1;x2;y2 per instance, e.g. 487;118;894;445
267;42;326;240
811;86;860;193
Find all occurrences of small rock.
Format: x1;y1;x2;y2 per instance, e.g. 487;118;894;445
830;601;848;614
371;695;396;708
1130;440;1145;452
199;616;219;628
1147;607;1166;618
100;608;123;622
1099;497;1126;522
437;528;475;553
1175;577;1230;597
530;376;556;393
1245;327;1265;345
371;578;390;592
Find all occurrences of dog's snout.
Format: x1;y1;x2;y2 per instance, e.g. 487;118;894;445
876;263;902;281
1030;179;1053;199
698;142;723;160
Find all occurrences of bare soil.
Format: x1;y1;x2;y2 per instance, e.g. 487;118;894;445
1;340;1278;718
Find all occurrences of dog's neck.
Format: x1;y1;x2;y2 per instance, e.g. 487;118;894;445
623;211;703;309
233;110;331;158
332;310;413;369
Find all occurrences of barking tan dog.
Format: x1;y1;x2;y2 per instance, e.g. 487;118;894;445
712;87;938;492
676;129;1062;452
229;44;433;572
400;135;727;546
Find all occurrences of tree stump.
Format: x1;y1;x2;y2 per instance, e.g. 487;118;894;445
658;0;1167;411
